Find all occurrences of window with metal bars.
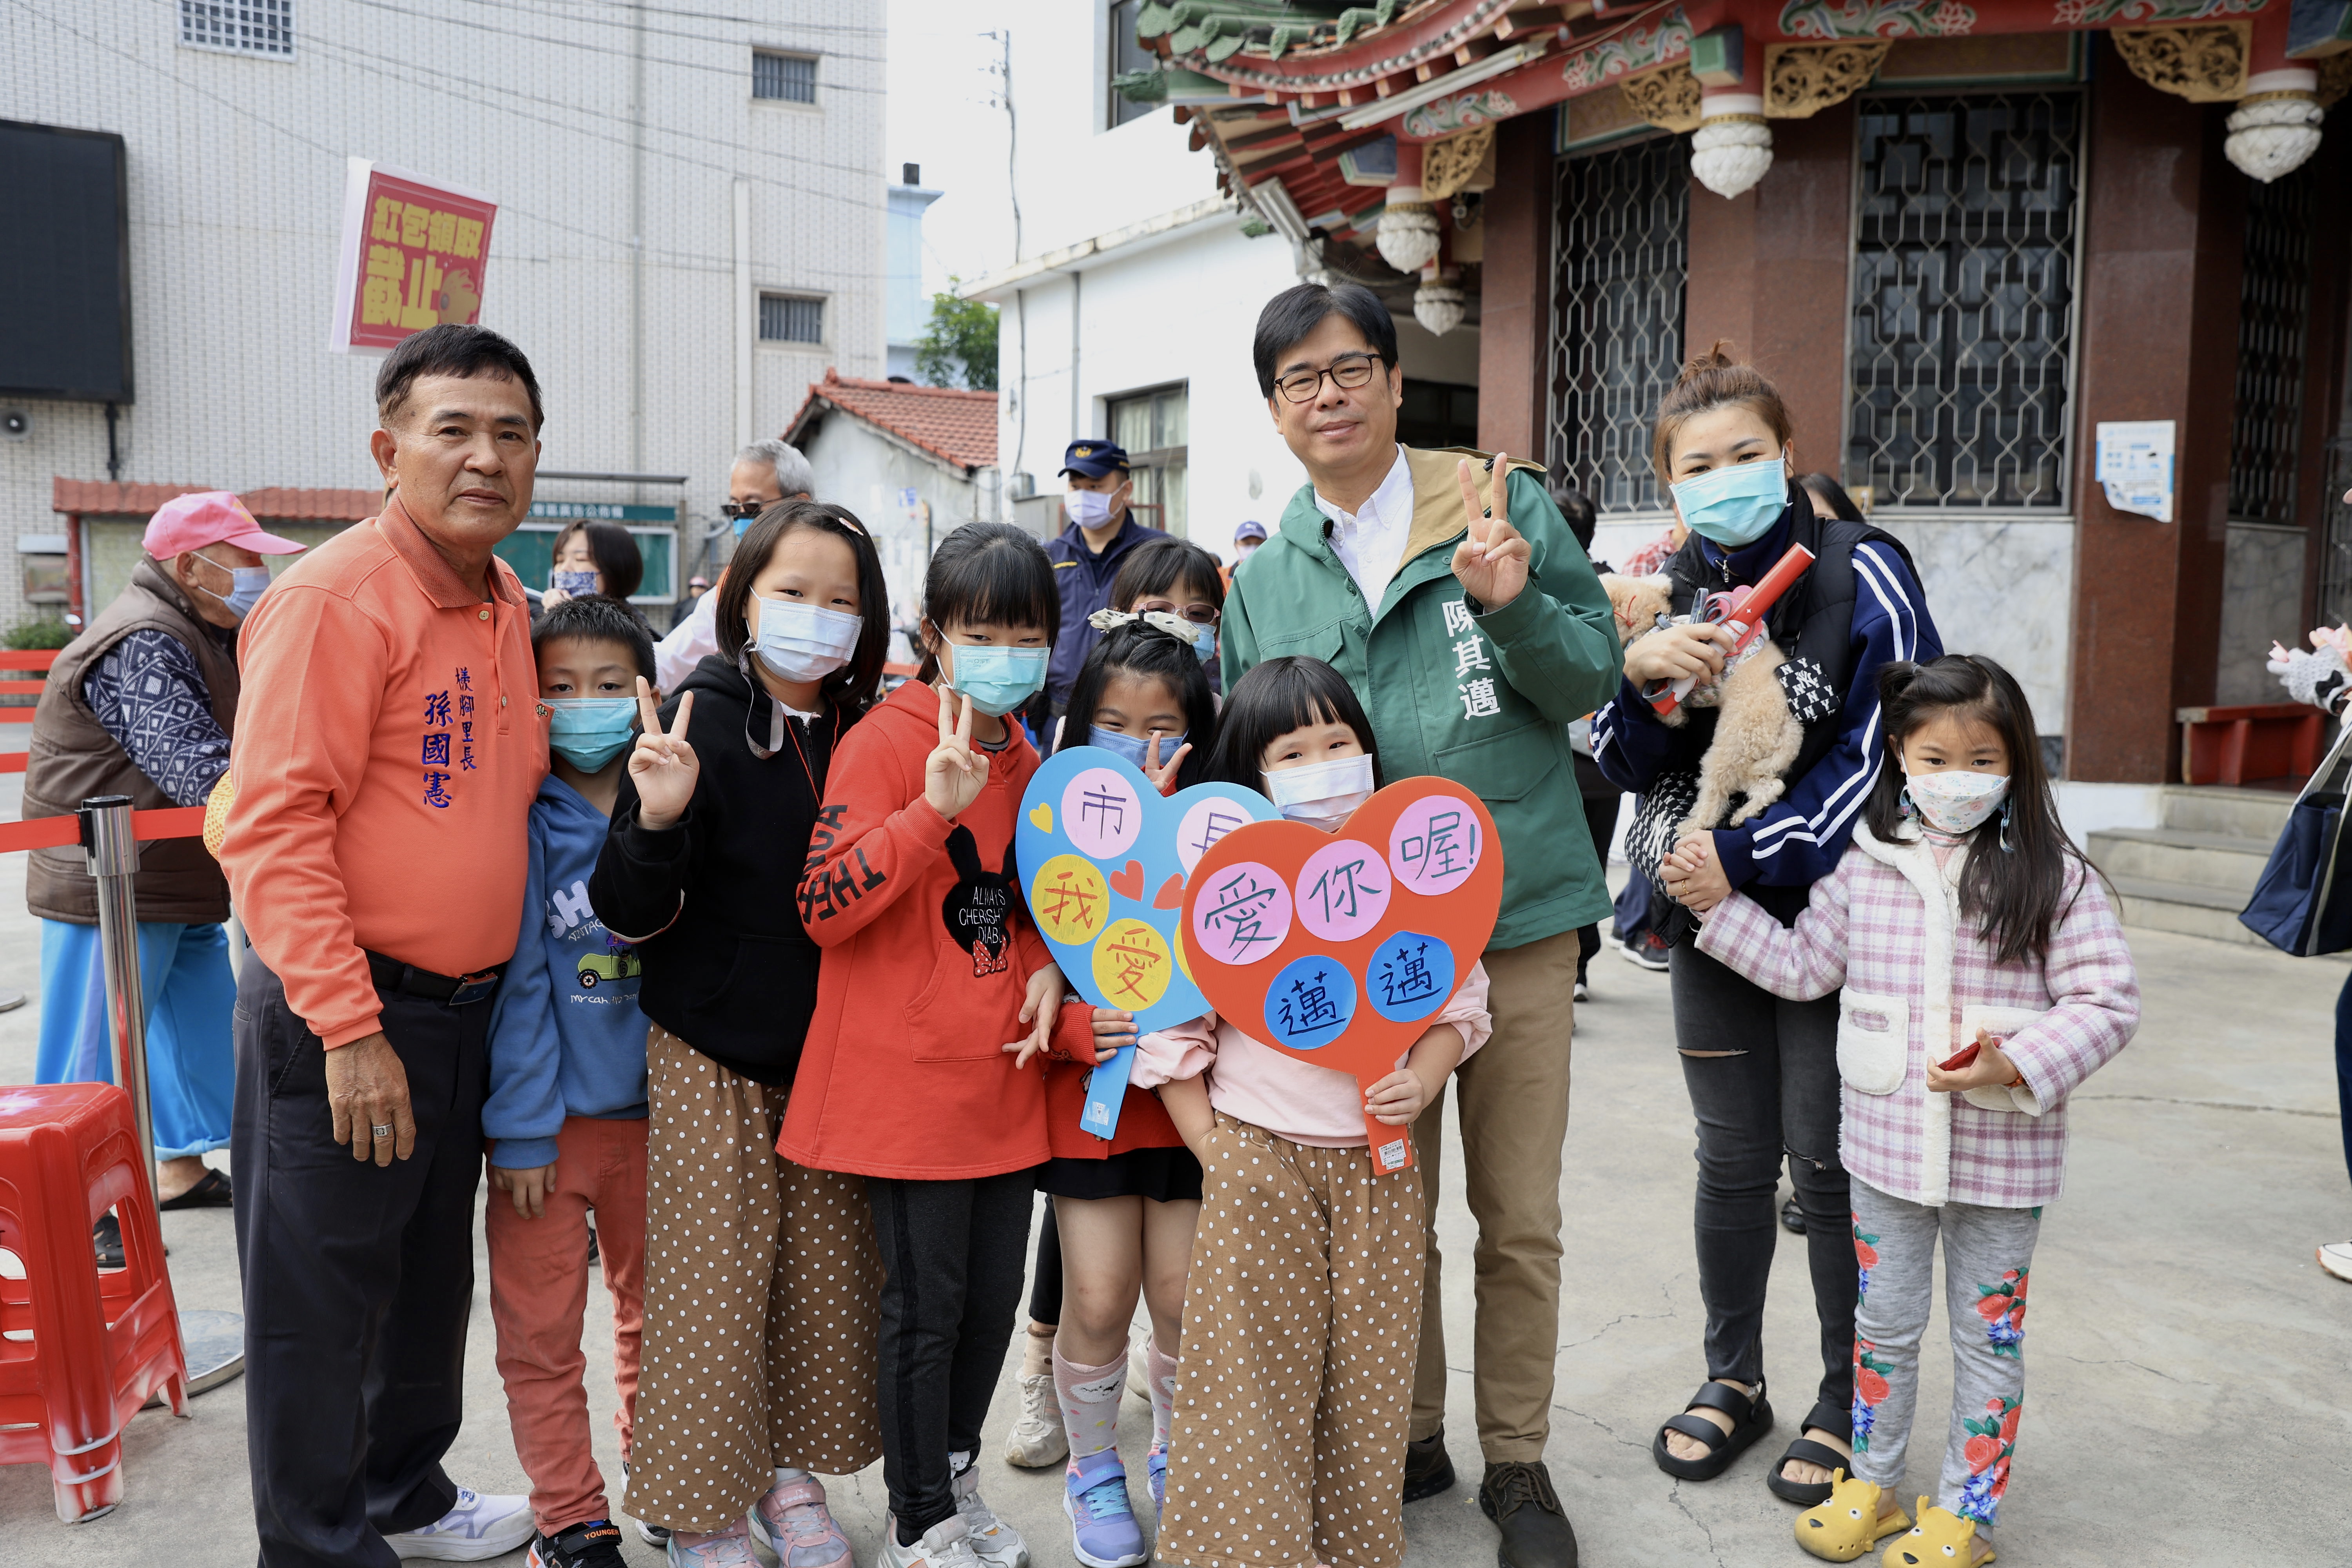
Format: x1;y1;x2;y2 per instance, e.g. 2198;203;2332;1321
759;294;824;345
2229;163;2317;525
753;52;817;103
1846;91;2080;511
1548;134;1688;517
179;0;293;57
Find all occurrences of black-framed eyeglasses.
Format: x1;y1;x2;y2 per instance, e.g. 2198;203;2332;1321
1135;599;1220;625
1274;352;1382;405
719;500;768;520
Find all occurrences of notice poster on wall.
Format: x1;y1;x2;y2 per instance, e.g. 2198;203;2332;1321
328;158;498;356
2095;420;2175;523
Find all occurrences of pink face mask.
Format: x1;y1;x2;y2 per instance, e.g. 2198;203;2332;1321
1904;767;2010;835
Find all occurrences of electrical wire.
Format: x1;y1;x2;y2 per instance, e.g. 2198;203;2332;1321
336;0;889;76
403;0;883;38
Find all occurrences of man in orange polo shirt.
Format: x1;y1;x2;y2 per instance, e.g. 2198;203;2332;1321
220;324;550;1568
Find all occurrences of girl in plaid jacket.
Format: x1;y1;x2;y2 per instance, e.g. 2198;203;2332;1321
1675;655;2138;1566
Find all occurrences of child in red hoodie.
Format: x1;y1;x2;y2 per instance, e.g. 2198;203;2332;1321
782;523;1096;1568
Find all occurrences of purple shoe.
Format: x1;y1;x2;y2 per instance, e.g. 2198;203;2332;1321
1063;1451;1147;1568
750;1470;852;1568
1146;1441;1167;1512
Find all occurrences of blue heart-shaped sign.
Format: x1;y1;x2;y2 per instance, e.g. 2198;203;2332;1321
1016;746;1279;1137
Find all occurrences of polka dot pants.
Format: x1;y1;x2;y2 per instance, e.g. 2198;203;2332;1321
622;1029;883;1534
1159;1114;1426;1568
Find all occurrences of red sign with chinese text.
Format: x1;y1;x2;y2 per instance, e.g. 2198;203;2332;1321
335;165;496;354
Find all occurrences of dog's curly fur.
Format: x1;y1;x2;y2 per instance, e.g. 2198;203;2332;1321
1617;590;1806;834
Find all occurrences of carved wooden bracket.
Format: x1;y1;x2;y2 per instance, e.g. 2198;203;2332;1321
1762;41;1890;119
2112;22;2250;104
1620;63;1702;133
1420;123;1496;201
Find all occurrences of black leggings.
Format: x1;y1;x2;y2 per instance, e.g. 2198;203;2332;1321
1670;940;1855;1438
1027;1194;1062;1325
870;1171;1036;1538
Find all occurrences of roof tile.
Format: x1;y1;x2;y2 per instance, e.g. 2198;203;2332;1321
53;478;382;521
785;369;998;473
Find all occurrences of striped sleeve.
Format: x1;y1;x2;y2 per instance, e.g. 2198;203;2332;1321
1711;542;1941;890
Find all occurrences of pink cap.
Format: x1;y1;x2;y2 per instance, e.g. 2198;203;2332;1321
143;492;307;559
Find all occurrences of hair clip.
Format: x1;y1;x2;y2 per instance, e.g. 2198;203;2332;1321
1085;607;1196;642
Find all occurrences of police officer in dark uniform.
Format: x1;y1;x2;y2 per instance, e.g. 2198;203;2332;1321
1042;439;1158;718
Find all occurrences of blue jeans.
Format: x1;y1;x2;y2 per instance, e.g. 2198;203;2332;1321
37;918;236;1160
2338;970;2352;1190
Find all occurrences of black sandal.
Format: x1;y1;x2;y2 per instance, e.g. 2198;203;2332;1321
1651;1378;1774;1481
1765;1436;1848;1506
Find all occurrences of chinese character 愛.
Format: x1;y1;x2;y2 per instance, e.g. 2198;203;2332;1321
1100;931;1165;1003
1200;868;1282;958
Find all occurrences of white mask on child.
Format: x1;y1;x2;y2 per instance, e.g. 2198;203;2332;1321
1904;767;2010;835
1265;753;1374;827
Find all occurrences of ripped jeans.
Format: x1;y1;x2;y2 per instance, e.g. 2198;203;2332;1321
1671;940;1856;1437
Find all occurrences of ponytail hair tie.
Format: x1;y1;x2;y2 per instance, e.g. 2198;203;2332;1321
1087;607;1197;642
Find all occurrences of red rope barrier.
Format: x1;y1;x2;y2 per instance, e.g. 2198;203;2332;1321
0;806;207;857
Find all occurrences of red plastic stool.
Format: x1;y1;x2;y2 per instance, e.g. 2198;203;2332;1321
0;1082;189;1522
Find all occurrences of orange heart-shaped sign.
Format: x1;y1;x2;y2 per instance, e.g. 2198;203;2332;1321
1180;777;1503;1172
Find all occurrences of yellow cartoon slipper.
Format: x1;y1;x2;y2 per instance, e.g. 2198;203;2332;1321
1795;1470;1910;1562
1881;1500;1993;1566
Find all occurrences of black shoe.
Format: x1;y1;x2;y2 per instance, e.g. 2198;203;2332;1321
159;1168;234;1210
1480;1461;1579;1568
1402;1429;1456;1503
526;1519;627;1568
1780;1196;1806;1235
586;1216;600;1267
93;1214;124;1270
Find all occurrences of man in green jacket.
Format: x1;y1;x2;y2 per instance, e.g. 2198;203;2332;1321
1223;282;1621;1568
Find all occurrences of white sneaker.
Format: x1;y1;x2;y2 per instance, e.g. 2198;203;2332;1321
382;1486;536;1561
1000;1372;1067;1468
952;1459;1031;1568
880;1514;986;1568
2319;1241;2352;1282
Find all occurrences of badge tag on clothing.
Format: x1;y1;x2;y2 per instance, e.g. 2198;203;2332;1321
1016;746;1283;1139
1180;777;1503;1173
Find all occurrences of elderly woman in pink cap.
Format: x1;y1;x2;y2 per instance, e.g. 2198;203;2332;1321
22;489;304;1250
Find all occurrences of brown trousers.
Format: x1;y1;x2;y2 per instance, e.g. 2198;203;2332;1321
1159;1114;1425;1568
1409;928;1577;1463
622;1029;884;1534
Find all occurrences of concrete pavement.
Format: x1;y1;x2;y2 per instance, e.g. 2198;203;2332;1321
0;798;2344;1565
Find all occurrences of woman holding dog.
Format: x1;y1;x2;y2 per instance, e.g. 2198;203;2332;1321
1590;345;1941;1510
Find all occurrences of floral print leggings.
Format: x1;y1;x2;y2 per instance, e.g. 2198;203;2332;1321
1848;1179;2040;1527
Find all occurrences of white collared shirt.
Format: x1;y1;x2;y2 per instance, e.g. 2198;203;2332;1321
1314;445;1415;609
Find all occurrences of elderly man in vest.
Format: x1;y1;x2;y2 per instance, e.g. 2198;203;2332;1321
24;491;304;1230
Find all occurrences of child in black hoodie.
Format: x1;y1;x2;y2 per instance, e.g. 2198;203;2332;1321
589;501;891;1563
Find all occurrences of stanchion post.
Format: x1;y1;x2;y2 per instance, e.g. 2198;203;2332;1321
80;794;158;1205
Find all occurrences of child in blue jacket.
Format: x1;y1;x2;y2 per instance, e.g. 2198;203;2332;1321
486;595;662;1568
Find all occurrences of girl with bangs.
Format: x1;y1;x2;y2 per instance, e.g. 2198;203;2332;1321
782;523;1106;1568
1132;656;1491;1568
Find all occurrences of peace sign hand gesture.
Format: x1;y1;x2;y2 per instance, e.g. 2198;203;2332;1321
1140;732;1192;798
628;678;698;831
926;690;991;820
1452;452;1534;610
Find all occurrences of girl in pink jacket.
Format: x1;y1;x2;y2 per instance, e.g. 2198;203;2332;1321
1674;655;2138;1566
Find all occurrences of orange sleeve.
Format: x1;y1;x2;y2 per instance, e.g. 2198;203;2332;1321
796;726;953;946
221;584;390;1047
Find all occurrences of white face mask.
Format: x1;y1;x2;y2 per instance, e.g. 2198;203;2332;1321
1265;752;1374;828
753;597;862;684
1066;486;1122;529
1904;767;2011;836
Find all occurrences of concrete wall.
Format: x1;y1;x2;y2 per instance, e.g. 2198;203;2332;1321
0;0;885;632
797;416;985;635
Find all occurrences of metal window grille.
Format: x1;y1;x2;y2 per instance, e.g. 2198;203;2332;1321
180;0;293;56
1548;134;1688;516
1846;91;2080;510
753;52;817;102
2229;162;2317;524
1108;0;1155;128
759;295;823;344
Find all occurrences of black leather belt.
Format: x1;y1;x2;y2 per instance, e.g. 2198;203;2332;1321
365;951;505;1007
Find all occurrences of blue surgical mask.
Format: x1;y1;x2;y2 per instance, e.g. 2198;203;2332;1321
194;552;271;621
546;697;637;771
549;570;600;595
1191;622;1217;662
1671;455;1791;548
1065;486;1121;530
943;643;1049;717
1089;725;1187;771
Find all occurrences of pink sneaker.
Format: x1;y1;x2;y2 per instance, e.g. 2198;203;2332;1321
750;1469;853;1568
